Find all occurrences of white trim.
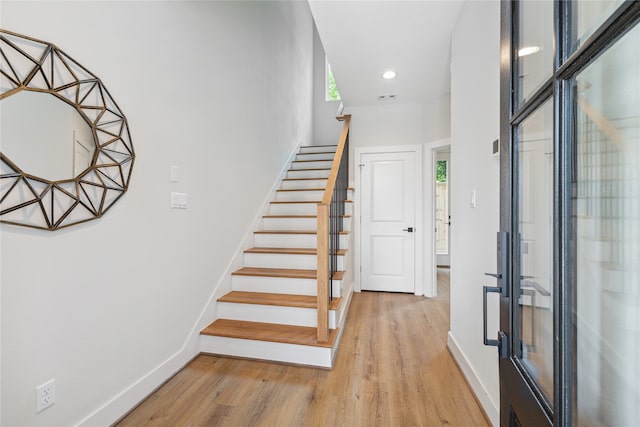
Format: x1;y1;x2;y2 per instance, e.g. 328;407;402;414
75;143;302;426
447;332;499;427
354;144;423;296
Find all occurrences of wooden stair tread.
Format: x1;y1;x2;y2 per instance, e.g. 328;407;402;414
263;214;316;218
218;291;342;310
254;230;349;235
245;247;347;256
293;160;332;163
301;144;337;148
288;168;331;172
201;319;338;348
263;214;351;218
282;178;329;181
271;200;321;204
297;151;336;155
277;188;325;192
232;267;346;281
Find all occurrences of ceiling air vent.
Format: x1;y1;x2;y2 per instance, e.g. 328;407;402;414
378;95;397;101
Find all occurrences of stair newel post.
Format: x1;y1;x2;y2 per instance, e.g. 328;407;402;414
317;202;330;343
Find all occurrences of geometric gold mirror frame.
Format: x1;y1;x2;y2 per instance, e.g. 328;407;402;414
1;29;134;230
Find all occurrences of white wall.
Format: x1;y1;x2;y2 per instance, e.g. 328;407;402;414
312;24;343;146
424;94;451;143
346;98;449;149
345;98;450;297
448;1;500;425
0;1;314;425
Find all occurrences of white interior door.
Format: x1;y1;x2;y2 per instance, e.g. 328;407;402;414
361;151;416;293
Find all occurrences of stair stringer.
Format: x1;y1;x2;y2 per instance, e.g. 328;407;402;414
335;213;355;329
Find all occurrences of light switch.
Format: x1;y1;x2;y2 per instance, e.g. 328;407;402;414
470;190;477;208
171;192;188;209
170;165;180;183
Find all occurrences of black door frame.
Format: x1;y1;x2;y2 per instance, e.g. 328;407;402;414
498;1;640;426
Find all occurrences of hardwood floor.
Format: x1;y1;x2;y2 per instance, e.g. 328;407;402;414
117;269;489;426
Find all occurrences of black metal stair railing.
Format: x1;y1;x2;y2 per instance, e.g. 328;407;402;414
329;132;349;300
316;114;351;343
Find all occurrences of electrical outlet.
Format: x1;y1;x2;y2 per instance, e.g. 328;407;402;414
36;379;56;413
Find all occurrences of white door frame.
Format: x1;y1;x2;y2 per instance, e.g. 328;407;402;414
425;140;451;297
354;145;423;295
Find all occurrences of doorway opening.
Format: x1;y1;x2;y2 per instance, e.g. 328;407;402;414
435;149;451;268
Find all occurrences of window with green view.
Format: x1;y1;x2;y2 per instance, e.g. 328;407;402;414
326;59;341;101
436;160;447;183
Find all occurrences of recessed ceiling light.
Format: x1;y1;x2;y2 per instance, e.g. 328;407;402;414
382;70;397;80
518;46;540;57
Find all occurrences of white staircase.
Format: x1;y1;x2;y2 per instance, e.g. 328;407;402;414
200;144;353;368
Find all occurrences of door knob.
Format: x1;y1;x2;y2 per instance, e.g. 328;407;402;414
402;227;414;232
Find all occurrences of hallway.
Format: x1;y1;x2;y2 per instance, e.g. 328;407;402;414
117;270;488;426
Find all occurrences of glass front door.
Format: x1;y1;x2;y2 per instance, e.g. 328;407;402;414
495;1;640;426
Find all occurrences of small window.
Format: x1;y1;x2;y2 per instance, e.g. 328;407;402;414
436;160;447;183
326;58;341;101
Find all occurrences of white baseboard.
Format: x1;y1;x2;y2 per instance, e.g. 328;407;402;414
75;143;302;426
76;337;199;426
447;332;499;427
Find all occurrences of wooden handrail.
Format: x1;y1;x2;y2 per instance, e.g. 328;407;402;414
321;115;351;205
317;114;351;343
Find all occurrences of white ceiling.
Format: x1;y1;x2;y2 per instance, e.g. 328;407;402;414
308;0;464;107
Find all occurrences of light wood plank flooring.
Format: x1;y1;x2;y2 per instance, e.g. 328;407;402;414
116;269;489;426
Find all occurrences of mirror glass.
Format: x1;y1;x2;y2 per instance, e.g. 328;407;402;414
1;90;95;181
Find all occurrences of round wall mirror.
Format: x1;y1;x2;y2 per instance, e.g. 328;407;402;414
0;29;135;230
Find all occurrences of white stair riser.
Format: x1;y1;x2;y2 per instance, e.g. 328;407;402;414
254;233;316;248
287;169;331;179
275;190;324;202
281;179;328;190
345;203;353;215
262;216;351;232
254;233;348;248
269;203;318;215
290;160;333;170
217;302;338;328
295;153;335;161
300;146;337;154
269;202;352;216
263;216;317;230
244;252;345;270
200;335;334;368
231;275;342;297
